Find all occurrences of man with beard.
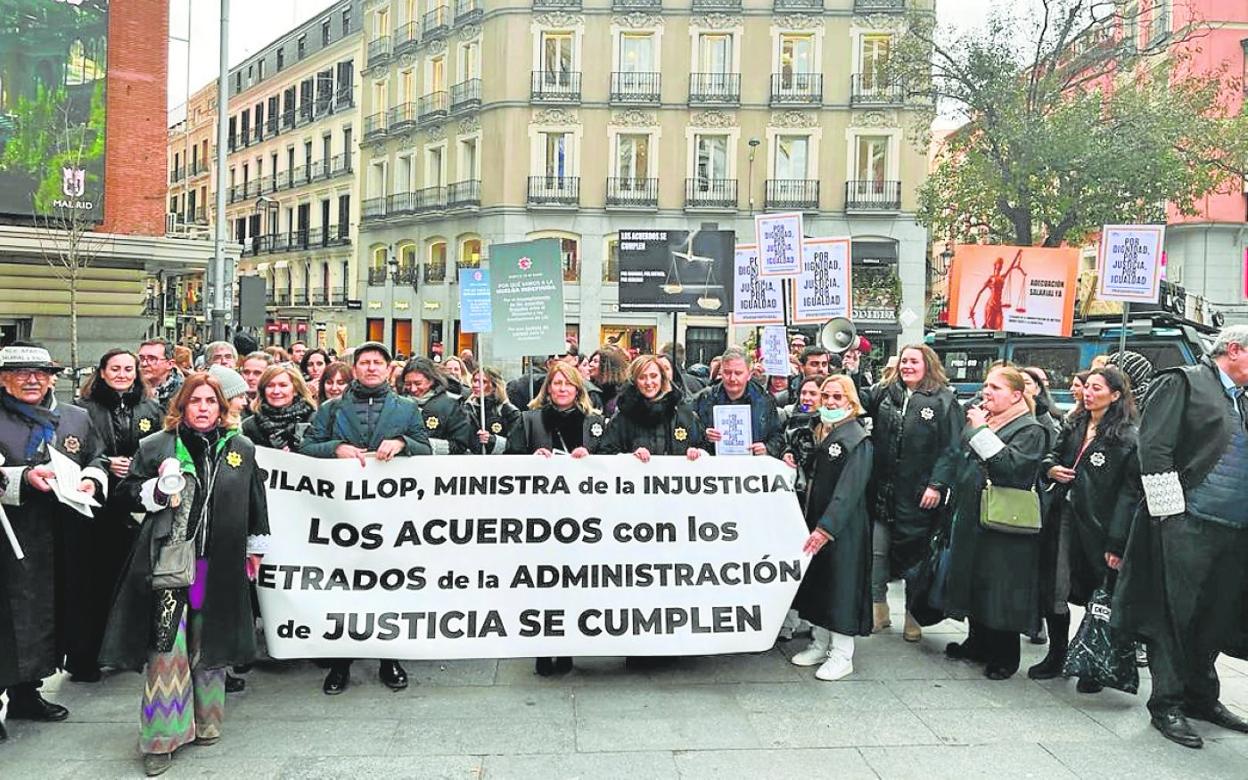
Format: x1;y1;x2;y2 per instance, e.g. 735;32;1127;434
0;344;108;742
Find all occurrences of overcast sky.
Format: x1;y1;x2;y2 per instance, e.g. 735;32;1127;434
168;0;1005;121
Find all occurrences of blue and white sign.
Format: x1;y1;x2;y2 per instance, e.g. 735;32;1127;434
459;268;492;333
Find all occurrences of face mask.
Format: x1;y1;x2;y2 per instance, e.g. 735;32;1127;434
819;407;850;425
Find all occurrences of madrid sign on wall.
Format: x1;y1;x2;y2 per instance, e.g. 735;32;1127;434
0;0;109;220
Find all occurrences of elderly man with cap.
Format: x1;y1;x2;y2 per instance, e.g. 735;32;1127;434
300;341;431;695
0;343;109;742
1113;325;1248;749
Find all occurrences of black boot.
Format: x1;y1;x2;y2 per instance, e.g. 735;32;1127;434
379;660;408;690
6;687;69;722
535;657;555;676
323;663;350;695
553;656;573;675
1027;612;1070;680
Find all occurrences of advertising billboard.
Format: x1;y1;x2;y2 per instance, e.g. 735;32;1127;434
618;229;734;316
0;0;109;220
946;245;1080;337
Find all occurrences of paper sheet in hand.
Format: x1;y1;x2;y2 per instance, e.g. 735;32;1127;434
47;447;100;517
713;405;753;456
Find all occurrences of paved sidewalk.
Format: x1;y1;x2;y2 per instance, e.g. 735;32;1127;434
5;587;1248;779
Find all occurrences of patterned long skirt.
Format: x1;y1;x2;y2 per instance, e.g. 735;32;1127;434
139;562;225;755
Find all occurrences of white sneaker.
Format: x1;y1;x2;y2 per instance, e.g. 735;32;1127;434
815;652;853;681
791;627;831;667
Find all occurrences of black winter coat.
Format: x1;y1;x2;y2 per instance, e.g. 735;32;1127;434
100;429;270;670
506;404;606;454
1038;418;1139;608
414;390;474;455
596;386;705;456
462;396;522;455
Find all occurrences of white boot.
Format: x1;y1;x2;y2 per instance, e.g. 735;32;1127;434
816;633;855;681
791;626;832;667
777;609;800;642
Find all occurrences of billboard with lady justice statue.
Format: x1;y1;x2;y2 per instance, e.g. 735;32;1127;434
946;244;1079;337
0;0;109;221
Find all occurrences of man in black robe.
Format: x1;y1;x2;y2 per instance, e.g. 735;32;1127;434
1114;325;1248;748
0;344;108;743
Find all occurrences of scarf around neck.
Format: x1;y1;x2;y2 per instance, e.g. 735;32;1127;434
0;388;59;461
987;399;1031;431
256;397;314;449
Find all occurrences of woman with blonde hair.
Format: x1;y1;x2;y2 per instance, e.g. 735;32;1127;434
463;366;522;455
597;354;706;462
101;373;270;776
241;364;317;451
943;365;1047;680
783;375;874;680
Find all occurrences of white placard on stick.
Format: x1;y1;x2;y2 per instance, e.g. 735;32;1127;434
755;212;803;276
760;325;790;377
731;244;785;325
792;237;852;324
253;449;806;659
1096;225;1166;303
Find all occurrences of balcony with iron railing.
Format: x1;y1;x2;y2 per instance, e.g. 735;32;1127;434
417;185;448;212
422;5;449;40
692;0;739;9
363;112;388;141
771;73;822;105
275;290;291;306
606;177;659;209
844;180;901;211
531;71;581;103
689;73;740;105
367;36;391;69
419;91;449;122
389;102;418;133
685;178;738;210
447;179;481;208
395;21;419;55
293;291;309;306
169;166;185;183
454;0;482;25
527;176;580;207
362;196;388;221
612;0;661;9
611;72;661;105
282;109;296;129
397;266;419;287
450;79;481;112
765;179;820;211
331;286;347;305
189;161;209;178
368;267;388;286
313;289;330;306
424;261;448;285
850;74;904;105
854;0;904;10
299;102;313;123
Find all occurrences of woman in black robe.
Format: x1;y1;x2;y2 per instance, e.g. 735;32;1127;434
399;358;474;455
1029;366;1139;690
463;366;522;455
66;350;164;681
785;375;874;681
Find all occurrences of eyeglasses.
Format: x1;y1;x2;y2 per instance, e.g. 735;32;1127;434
824;393;848;401
6;369;54;381
138;355;165;363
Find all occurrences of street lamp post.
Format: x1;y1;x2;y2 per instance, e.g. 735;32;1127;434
747;137;761;215
210;0;232;341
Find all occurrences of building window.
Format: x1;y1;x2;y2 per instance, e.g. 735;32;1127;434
541;131;572;179
560;237;579;283
459;137;478;180
342;8;351;36
396;154;414;194
779;34;814;76
398;242;417;273
619;33;655;73
399;68;415;103
277;47;284;71
775;135;809;179
698;33;732;73
615;133;650;182
234;71;242;92
258;60;265;81
426;241;448;283
297;34;307;60
604;237;619;283
695;134;729;182
459;41;480;79
859;34;892;91
427;145;445;187
429;56;446;92
460;238;482;270
541;32;574;75
247;65;254;85
855;135;889;182
322;18;331;46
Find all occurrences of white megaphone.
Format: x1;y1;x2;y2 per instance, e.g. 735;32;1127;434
157;457;186;496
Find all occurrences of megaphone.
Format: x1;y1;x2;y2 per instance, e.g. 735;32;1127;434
157;457;186;497
819;317;858;353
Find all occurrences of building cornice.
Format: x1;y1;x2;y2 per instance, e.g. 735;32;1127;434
0;226;236;274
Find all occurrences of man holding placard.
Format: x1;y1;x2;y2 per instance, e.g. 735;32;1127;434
695;347;784;458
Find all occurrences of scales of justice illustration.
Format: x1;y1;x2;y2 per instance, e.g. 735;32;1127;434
660;232;725;311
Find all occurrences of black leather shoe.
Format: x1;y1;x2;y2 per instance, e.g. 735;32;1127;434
1076;677;1103;694
945;640;987;662
323;666;349;695
69;667;102;683
7;692;69;722
1186;702;1248;734
1151;710;1203;749
984;665;1014;681
225;674;246;693
535;657;555;676
1027;651;1066;680
379;660;408;691
553;656;573;675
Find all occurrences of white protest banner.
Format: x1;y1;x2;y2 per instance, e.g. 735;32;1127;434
755;212;803;276
711;406;753;456
792;237;852;324
760;325;790;377
1096;225;1166;303
731;244;784;325
254;450;806;659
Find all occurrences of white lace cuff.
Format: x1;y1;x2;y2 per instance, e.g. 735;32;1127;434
1142;471;1185;517
139;478;166;513
491;435;507;455
246;534;271;555
1;466;24;506
968;428;1005;460
81;466;109;499
430;438;450;456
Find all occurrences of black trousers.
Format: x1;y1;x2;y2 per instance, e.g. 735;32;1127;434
1147;514;1248;717
971;619;1021;674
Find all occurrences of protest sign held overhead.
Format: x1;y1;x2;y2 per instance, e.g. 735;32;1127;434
489;239;566;357
732;244;784;325
618;229;733;316
792;237;852;324
760;325;790;377
755;212;803;276
253;449;807;659
946;245;1079;337
1096;225;1165;304
458;268;492;333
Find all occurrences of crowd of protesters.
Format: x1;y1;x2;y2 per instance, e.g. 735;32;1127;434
2;322;1248;773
